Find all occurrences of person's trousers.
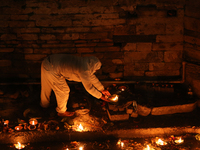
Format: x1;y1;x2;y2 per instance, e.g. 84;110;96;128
40;58;70;113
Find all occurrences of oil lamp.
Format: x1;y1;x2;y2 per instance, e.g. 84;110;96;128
4;120;9;126
29;118;38;125
155;138;167;146
175;137;184;144
14;142;25;149
76;124;84;132
108;94;118;102
143;144;155;150
15;125;23;131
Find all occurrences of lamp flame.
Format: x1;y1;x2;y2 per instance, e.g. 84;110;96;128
14;142;25;149
175;137;184;144
78;124;84;131
156;138;167;145
143;145;154;150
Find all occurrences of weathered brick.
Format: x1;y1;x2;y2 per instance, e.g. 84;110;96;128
135;63;149;71
113;25;136;35
34;49;51;54
25;54;47;60
73;14;119;20
10;15;29;20
149;62;182;71
152;43;183;51
104;51;123;59
95;46;120;52
40;34;56;40
9;21;35;27
41;28;65;33
46;41;60;44
0;15;10;20
124;64;145;76
75;43;97;47
18;34;38;40
112;59;123;65
42;43;74;48
19;28;40;33
145;70;180;76
0;60;12;67
124;51;164;63
51;48;76;53
136;43;152;51
156;35;183;43
0;21;8;27
164;51;182;62
184;47;200;61
66;27;90;33
77;47;94;53
109;72;123;79
166;22;183;34
73;19;126;26
62;33;79;40
36;20;72;27
122;43;136;51
136;23;166;35
185;2;200;19
184;16;200;32
114;35;156;43
0;48;14;52
1;34;16;40
97;42;113;46
79;33;108;40
24;48;34;53
91;26;114;32
184;36;196;44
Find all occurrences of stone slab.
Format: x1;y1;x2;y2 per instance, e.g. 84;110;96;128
151;102;197;115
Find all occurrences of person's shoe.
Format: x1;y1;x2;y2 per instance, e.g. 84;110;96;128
57;111;75;117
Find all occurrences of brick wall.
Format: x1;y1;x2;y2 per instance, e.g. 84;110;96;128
0;0;185;81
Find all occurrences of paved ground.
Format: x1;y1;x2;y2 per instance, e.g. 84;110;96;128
0;83;200;149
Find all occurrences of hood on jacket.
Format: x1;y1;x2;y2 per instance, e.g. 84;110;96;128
84;56;102;74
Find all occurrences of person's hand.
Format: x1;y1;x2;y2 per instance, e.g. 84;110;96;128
100;95;110;102
101;90;111;97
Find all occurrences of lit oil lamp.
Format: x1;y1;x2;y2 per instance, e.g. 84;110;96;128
79;146;84;150
29;118;38;125
108;94;118;102
143;145;155;150
4;120;9;126
117;139;124;148
118;85;127;91
155;138;167;146
76;124;84;132
15;125;23;131
14;142;25;150
175;137;184;144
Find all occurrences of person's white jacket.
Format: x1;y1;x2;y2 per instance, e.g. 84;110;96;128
40;54;104;113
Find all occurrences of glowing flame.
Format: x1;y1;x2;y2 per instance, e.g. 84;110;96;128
143;145;154;150
78;124;84;131
121;142;124;147
175;137;184;144
79;146;84;150
14;142;25;149
156;138;167;145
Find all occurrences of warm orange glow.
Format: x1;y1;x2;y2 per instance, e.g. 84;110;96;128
120;142;124;147
110;95;118;102
78;124;84;131
79;146;84;150
143;145;154;150
156;138;167;145
29;118;38;125
175;137;184;144
14;142;25;149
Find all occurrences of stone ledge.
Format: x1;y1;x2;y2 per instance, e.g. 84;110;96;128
1;126;200;144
